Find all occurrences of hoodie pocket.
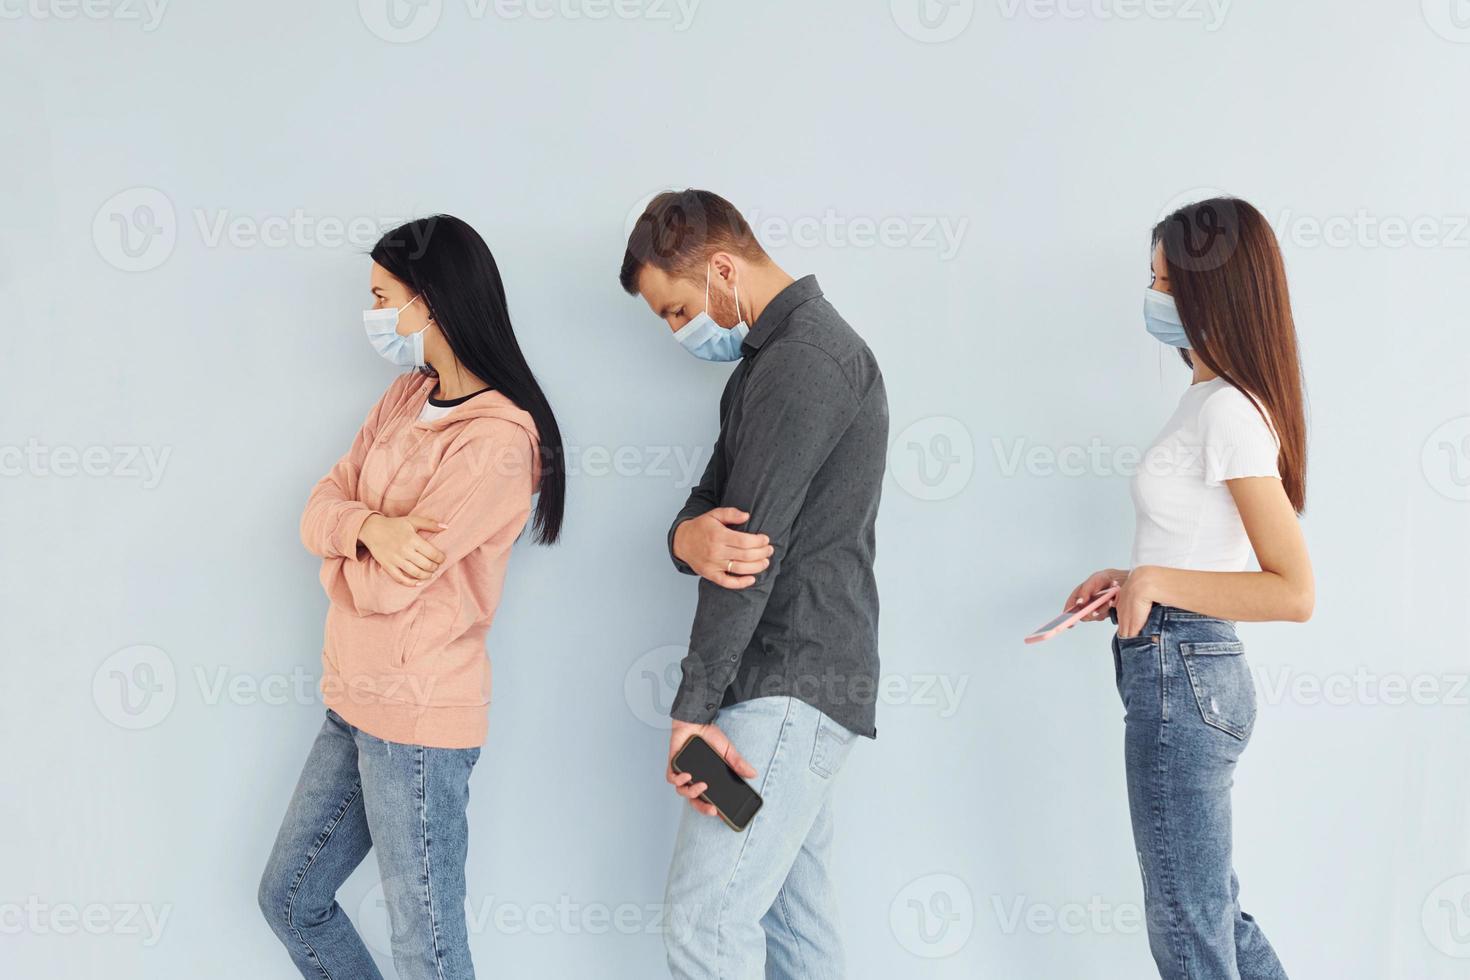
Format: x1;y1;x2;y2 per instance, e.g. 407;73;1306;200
395;603;429;668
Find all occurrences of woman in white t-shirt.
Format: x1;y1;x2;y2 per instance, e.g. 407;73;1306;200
1066;198;1313;980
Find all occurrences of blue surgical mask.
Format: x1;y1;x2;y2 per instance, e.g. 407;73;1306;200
1143;287;1190;349
673;267;748;362
363;295;430;367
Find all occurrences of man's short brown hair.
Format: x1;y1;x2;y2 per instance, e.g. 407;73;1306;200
619;189;766;295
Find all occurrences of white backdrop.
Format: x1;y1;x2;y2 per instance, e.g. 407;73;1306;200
3;2;1469;977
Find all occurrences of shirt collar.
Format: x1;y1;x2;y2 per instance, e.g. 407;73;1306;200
742;275;821;355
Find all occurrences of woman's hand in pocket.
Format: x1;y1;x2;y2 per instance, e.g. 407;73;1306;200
359;514;448;587
1114;566;1159;638
1065;568;1126;622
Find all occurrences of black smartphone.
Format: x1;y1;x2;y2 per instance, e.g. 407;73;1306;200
671;735;763;832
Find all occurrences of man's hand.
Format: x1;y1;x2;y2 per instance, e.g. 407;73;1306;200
672;508;774;590
358;513;447;587
667;719;758;818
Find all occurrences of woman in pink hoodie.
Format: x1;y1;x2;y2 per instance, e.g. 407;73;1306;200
258;215;564;980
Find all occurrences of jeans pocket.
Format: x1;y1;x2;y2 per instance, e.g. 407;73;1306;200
809;711;857;779
1114;628;1159;649
1113;632;1158;716
1179;641;1256;739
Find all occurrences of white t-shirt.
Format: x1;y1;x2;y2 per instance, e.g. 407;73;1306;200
1129;378;1281;572
418;399;454;422
418;386;492;423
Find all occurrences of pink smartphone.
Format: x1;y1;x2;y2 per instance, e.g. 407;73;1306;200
1024;586;1119;644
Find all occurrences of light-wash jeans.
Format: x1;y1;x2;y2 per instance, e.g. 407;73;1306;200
258;708;480;980
664;695;859;980
1113;604;1289;980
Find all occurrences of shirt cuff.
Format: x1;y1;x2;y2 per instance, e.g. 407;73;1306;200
335;506;377;561
670;687;721;725
671;658;725;724
668;517;697;576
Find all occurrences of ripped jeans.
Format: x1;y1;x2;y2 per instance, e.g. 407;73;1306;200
1112;604;1289;980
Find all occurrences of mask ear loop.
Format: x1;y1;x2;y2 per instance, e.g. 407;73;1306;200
402;294;434;333
401;294;435;372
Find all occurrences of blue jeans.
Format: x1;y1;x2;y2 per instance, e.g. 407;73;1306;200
664;696;858;980
1113;605;1288;980
258;709;480;980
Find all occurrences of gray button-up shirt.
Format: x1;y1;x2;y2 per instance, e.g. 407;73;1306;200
668;275;888;738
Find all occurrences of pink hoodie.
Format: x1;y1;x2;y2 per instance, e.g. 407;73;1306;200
301;372;540;748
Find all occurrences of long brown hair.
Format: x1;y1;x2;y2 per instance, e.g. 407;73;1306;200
1152;197;1308;513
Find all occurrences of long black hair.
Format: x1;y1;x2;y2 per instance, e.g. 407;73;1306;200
371;214;565;545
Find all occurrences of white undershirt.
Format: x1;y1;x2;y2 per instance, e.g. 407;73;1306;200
418;399;454;422
419;385;492;422
1129;378;1281;572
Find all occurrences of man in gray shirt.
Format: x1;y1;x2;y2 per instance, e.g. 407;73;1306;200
620;189;888;979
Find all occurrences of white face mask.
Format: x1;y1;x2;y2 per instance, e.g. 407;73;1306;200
1143;288;1190;349
672;265;749;362
363;295;430;367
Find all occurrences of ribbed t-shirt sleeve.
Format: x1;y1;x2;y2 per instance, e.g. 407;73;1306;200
1200;385;1281;485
